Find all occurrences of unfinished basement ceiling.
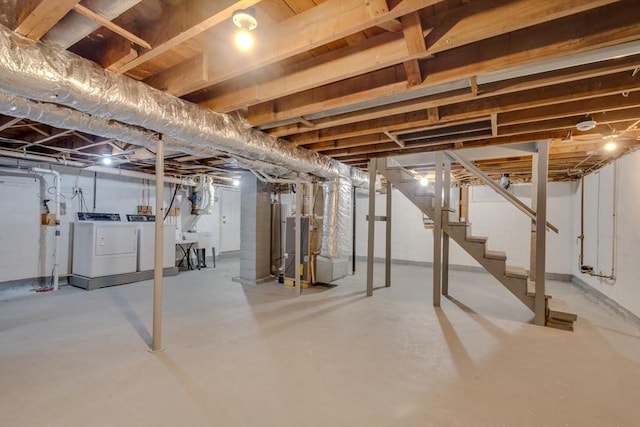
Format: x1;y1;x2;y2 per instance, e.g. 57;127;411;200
0;0;639;183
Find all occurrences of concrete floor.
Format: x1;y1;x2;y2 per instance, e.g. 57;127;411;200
1;260;639;427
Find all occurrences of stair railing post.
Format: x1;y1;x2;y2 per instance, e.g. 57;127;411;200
534;140;549;325
442;155;451;296
366;158;377;297
433;152;443;307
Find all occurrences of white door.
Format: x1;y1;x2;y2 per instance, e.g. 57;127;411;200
219;188;241;252
0;177;40;281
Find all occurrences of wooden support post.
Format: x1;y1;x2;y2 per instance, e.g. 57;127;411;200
366;158;377;297
442;156;451;296
534;140;549;326
433;152;443;307
151;136;164;353
385;175;392;287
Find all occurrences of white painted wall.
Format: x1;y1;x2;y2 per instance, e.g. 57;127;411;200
573;150;640;316
0;166;232;283
355;181;577;275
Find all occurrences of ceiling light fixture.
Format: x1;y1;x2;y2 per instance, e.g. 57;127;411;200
419;176;429;186
232;8;257;52
101;156;112;165
604;141;617;151
576;115;597;131
232;178;240;187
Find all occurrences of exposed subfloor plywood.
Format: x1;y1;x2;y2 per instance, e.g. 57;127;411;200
1;260;638;427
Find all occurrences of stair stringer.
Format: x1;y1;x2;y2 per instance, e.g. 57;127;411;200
380;166;537;312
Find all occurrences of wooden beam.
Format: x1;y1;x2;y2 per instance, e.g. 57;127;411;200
15;0;80;40
246;2;640;127
203;0;439;89
423;0;618;55
401;12;427;86
297;117;316;128
428;107;439;122
72;4;151;49
202;32;411;112
470;76;478;96
286;72;639;146
95;37;137;70
499;92;640;126
384;130;405;148
491;113;498;137
111;0;261;73
268;54;640;138
143;54;209;97
203;0;624;112
0;117;22;132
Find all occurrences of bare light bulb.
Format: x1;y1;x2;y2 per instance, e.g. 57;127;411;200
604;141;617;152
101;156;112;165
419;177;429;186
234;29;254;51
232;178;240;187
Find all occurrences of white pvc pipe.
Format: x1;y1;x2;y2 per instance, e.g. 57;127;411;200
31;167;60;291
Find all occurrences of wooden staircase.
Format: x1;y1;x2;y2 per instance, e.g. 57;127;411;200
379;164;577;330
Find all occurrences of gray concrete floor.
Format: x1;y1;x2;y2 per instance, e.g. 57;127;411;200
1;260;639;427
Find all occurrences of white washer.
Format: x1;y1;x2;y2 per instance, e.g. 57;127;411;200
72;213;138;278
127;215;175;271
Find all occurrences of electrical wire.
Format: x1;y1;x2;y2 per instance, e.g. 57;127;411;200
164;183;179;220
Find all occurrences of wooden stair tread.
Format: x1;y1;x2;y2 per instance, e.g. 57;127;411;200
485;250;506;260
447;221;470;227
548;299;578;322
526;280;551;299
505;265;528;278
466;235;487;243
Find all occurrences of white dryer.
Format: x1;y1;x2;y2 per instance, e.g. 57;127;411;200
72;213;138;278
126;214;175;271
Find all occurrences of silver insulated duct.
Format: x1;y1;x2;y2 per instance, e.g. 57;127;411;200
0;25;369;282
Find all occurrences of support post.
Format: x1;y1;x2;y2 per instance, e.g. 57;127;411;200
366;158;377;296
352;185;356;275
530;153;538;282
385;176;392;287
442;156;451;296
534;140;549;325
295;181;303;295
151;136;164;352
433;152;443;307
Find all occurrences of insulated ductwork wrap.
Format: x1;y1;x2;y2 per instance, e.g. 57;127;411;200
42;0;143;49
0;24;371;283
0;25;362;182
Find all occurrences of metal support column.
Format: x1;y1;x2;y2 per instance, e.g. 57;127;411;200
366;158;377;296
352;185;356;275
385;177;392;287
295;181;303;295
534;140;549;325
530;152;538;282
151;136;164;353
442;156;451;296
433;152;443;307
